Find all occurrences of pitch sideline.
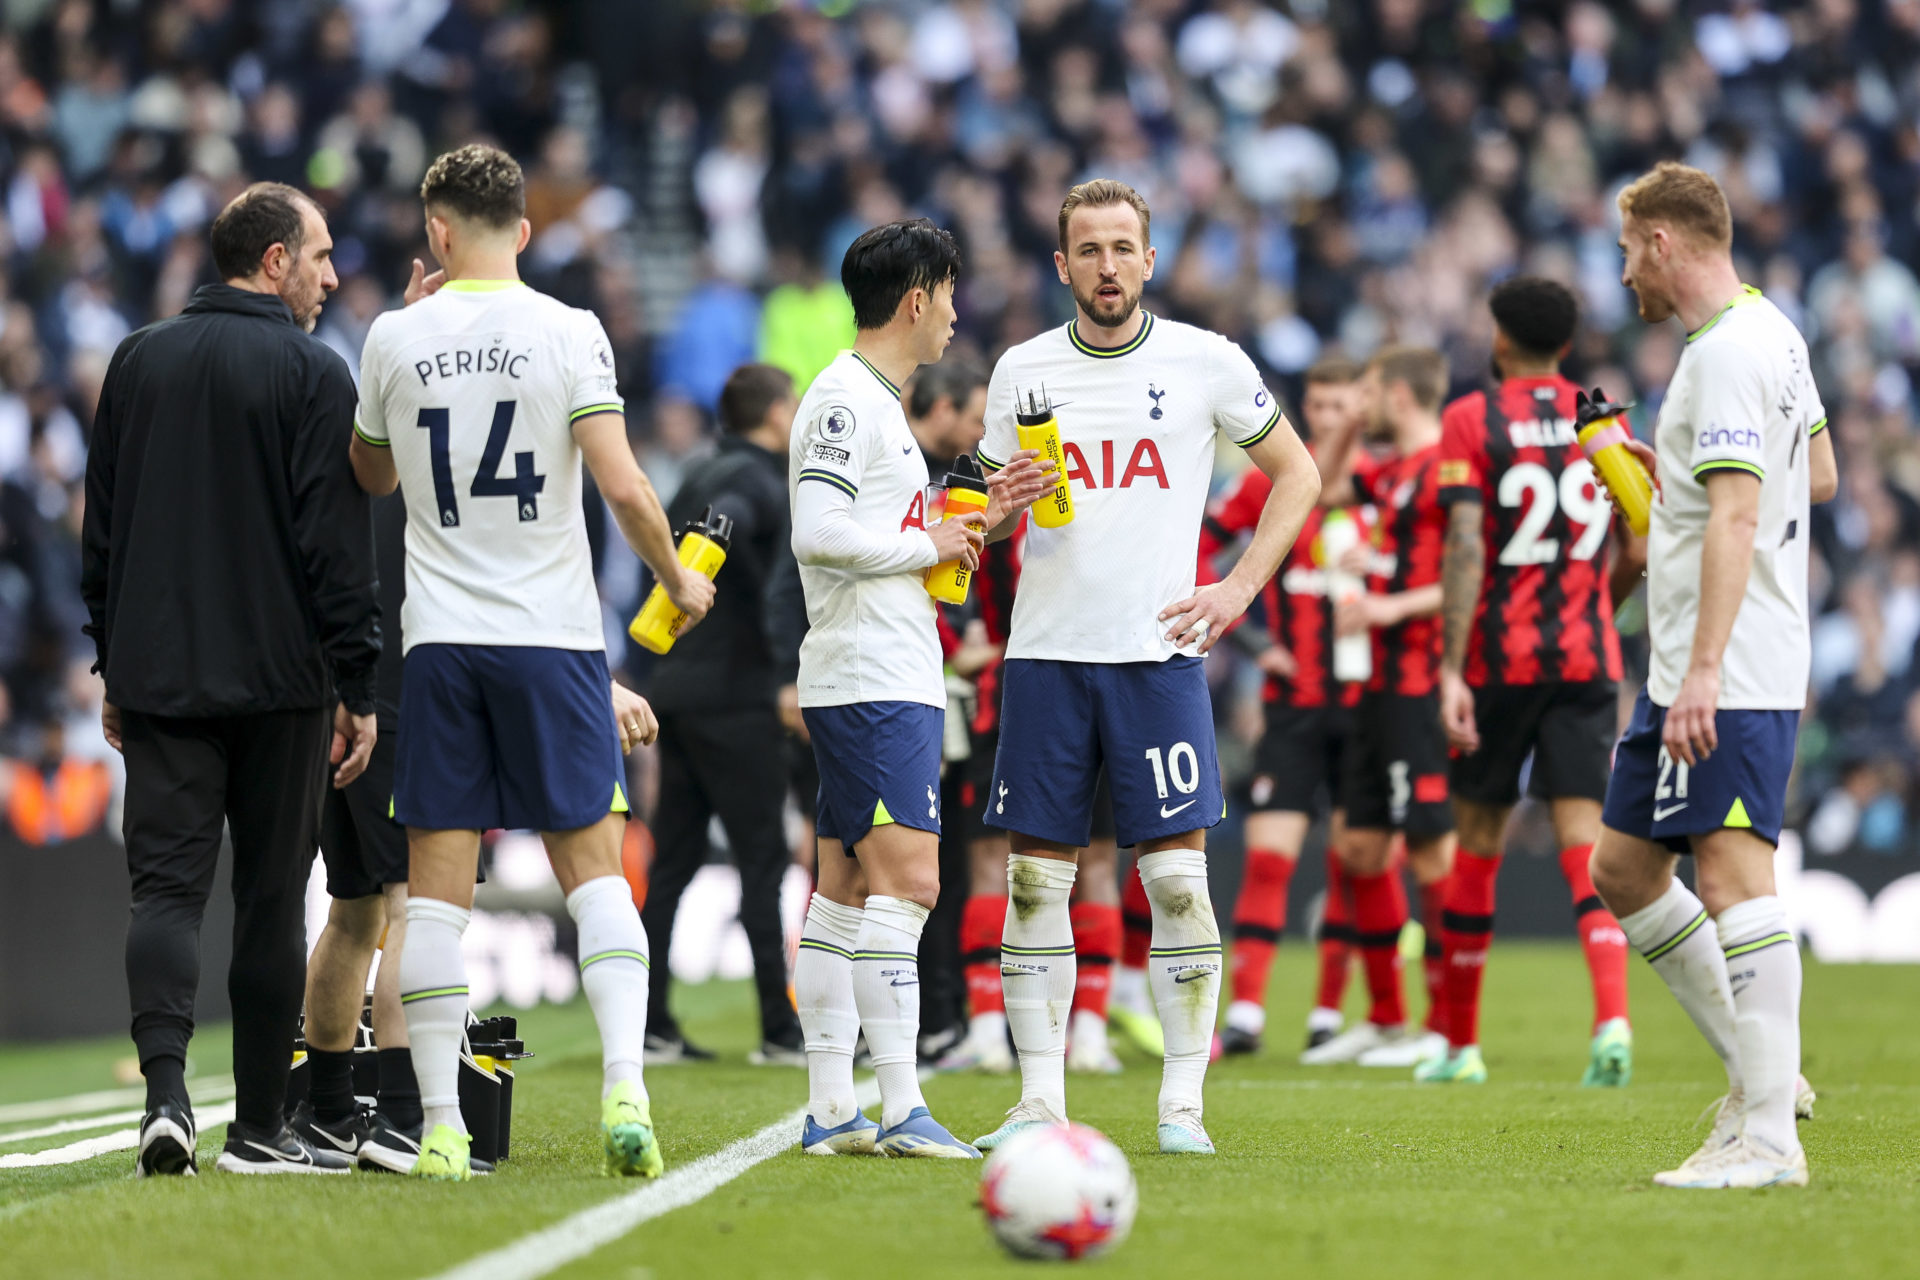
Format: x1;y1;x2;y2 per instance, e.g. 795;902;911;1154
425;1079;885;1280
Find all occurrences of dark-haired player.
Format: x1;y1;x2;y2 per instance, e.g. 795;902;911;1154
1305;347;1456;1069
1203;357;1368;1056
349;144;713;1181
1429;277;1641;1086
785;219;1047;1159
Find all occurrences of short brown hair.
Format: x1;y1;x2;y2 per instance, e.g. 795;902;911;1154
1369;345;1449;412
210;183;315;280
1616;161;1732;249
1057;179;1151;254
420;144;525;229
718;362;793;435
1304;355;1363;386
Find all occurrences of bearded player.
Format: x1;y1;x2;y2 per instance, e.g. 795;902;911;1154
1590;163;1835;1188
1429;277;1642;1086
973;179;1320;1155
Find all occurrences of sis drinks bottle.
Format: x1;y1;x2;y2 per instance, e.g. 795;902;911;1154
1574;389;1653;537
1015;388;1074;528
629;506;732;654
925;454;990;605
1316;508;1373;684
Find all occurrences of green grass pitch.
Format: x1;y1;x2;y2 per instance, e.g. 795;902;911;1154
4;943;1917;1279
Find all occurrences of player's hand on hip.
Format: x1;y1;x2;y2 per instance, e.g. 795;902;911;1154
332;704;378;789
611;680;658;754
403;258;446;306
101;701;122;753
1664;669;1720;767
929;515;985;570
666;568;717;631
983;448;1053;525
1160;579;1251;655
1440;670;1480;753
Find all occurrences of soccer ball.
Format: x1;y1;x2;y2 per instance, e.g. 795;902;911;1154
979;1123;1137;1261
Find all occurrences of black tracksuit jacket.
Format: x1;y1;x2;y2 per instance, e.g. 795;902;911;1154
81;284;381;717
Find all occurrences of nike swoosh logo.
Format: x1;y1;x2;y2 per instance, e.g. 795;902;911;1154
1159;800;1198;818
890;978;919;987
245;1140;309;1163
309;1128;358;1152
1653;803;1689;820
1173;971;1211;984
901;445;912;454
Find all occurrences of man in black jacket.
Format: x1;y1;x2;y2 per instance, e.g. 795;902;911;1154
81;182;380;1177
642;363;808;1064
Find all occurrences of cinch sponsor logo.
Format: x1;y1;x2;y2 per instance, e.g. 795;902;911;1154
1699;424;1761;448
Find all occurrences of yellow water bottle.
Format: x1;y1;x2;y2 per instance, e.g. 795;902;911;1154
1015;388;1074;528
925;454;990;604
629;506;732;655
1574;389;1653;537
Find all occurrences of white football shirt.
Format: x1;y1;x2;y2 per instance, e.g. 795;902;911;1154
789;350;944;708
354;280;620;653
1646;287;1824;709
980;312;1281;662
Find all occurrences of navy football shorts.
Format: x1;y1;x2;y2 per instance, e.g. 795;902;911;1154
804;700;944;852
394;643;628;832
1601;688;1798;852
988;657;1222;849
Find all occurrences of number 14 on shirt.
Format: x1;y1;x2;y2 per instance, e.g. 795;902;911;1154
417;400;546;527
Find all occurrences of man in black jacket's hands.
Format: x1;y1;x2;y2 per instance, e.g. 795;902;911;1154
81;182;380;1178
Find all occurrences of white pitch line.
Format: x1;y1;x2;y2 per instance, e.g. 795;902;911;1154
0;1109;148;1146
0;1078;236;1126
427;1079;884;1280
0;1103;236;1168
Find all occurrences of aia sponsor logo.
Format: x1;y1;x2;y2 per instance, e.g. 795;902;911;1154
1059;438;1169;490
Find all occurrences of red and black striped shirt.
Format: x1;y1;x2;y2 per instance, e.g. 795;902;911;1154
1357;446;1446;697
1436;376;1623;687
1202;465;1365;708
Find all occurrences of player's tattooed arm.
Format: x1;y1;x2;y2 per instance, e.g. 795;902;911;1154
1438;500;1485;752
1439;500;1485;677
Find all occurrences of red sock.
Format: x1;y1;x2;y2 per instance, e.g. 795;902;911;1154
961;894;1006;1017
1121;862;1152;971
1560;843;1629;1029
1315;847;1354;1011
1419;875;1449;1038
1229;848;1295;1007
1349;868;1407;1026
1441;850;1500;1048
1070;901;1121;1018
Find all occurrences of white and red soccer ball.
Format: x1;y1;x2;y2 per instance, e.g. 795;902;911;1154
979;1123;1138;1261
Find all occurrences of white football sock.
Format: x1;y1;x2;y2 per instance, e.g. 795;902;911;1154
1113;965;1151;1016
1619;880;1740;1093
1226;1000;1266;1036
853;895;930;1129
1070;1008;1110;1058
399;896;471;1135
568;875;650;1101
795;893;863;1125
1001;855;1076;1114
1716;896;1801;1153
1139;848;1221;1120
968;1010;1008;1045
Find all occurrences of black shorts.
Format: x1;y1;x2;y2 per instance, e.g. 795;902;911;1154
1450;680;1617;807
1341;691;1454;840
1249;702;1353;816
320;730;406;900
971;727;1117;843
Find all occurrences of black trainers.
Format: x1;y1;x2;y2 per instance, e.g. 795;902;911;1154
136;1103;197;1177
289;1101;369;1160
644;1031;717;1064
1303;1025;1337;1052
213;1121;352;1175
1221;1025;1263;1057
358;1112;494;1175
917;1022;963;1062
749;1025;808;1067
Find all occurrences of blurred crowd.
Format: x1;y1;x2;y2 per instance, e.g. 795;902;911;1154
0;0;1913;855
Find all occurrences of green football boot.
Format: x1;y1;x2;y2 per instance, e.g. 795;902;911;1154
1581;1017;1633;1088
1413;1044;1488;1084
410;1123;472;1182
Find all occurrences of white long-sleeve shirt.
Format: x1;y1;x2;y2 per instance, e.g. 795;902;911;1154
788;350;944;709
